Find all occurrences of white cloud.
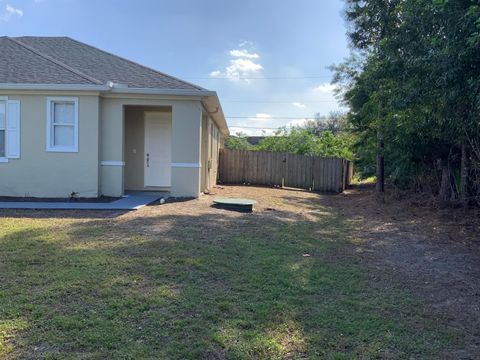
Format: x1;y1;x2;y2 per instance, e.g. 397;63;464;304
286;118;311;128
292;102;306;109
238;40;255;48
209;70;222;77
210;41;263;82
229;127;277;137
229;49;259;59
211;58;263;81
254;113;272;120
226;58;262;79
224;81;345;135
6;4;23;16
313;83;337;94
228;127;248;135
1;4;23;21
227;114;277;136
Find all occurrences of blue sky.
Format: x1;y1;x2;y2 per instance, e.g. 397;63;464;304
1;0;349;135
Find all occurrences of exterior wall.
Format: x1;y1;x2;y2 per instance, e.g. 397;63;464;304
100;96;203;198
208;118;222;188
0;92;100;197
99;97;124;196
200;114;223;193
0;91;225;199
200;112;209;192
170;102;202;197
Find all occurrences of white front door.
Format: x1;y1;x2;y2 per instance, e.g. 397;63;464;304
144;112;171;187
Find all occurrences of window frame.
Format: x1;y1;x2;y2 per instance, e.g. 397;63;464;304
46;97;79;153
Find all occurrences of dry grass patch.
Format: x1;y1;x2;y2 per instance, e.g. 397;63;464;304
0;185;474;359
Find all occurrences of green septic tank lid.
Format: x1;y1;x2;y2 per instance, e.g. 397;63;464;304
213;198;257;205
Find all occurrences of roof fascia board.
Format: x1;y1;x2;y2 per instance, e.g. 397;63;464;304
108;87;215;97
201;94;230;136
0;84;215;97
100;93;205;102
0;83;109;91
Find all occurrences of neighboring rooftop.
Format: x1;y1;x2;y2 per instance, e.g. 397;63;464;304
0;36;203;90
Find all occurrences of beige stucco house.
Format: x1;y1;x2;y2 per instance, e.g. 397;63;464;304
0;36;228;198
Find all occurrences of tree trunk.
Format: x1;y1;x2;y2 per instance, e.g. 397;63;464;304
460;142;469;206
439;159;451;202
376;126;385;195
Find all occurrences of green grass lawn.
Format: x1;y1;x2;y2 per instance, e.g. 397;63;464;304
0;198;458;359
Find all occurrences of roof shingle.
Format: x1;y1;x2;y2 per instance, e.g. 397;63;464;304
0;36;204;90
0;37;95;85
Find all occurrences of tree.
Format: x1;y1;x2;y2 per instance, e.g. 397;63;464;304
302;111;349;136
334;0;480;205
256;127;354;160
343;0;403;196
224;132;252;151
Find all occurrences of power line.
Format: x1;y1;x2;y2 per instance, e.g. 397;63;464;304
183;75;332;80
222;100;339;103
227;116;317;120
228;125;283;130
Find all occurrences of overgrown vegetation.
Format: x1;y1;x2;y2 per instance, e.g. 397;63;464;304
226;112;355;160
332;0;480;205
256;128;354;160
224;135;254;151
226;2;480;205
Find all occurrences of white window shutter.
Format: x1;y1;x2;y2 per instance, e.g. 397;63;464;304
6;100;20;159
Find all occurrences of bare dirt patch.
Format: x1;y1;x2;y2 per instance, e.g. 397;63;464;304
141;184;480;358
137;185;479;345
289;184;480;359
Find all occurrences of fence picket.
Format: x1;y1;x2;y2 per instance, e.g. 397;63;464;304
218;149;351;193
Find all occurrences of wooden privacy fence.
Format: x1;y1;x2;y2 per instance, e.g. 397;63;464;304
218;149;353;193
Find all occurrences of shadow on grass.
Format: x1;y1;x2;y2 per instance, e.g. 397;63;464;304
0;196;459;359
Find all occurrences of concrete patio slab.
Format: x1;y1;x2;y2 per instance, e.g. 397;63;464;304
0;192;169;210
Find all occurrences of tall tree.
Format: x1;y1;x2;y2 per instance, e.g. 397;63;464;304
335;0;480;205
343;0;402;196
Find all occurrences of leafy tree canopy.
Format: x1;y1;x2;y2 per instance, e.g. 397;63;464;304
334;0;480;201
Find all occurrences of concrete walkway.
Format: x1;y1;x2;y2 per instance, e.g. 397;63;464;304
0;192;168;210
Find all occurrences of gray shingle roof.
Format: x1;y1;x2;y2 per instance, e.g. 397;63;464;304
0;37;94;85
0;36;204;90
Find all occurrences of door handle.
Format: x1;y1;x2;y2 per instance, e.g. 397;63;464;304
146;153;150;167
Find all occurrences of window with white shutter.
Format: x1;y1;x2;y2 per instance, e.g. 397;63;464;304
46;97;78;152
0;99;21;161
6;100;20;159
0;101;5;159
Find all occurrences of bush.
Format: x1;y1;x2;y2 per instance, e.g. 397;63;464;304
256;128;355;160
